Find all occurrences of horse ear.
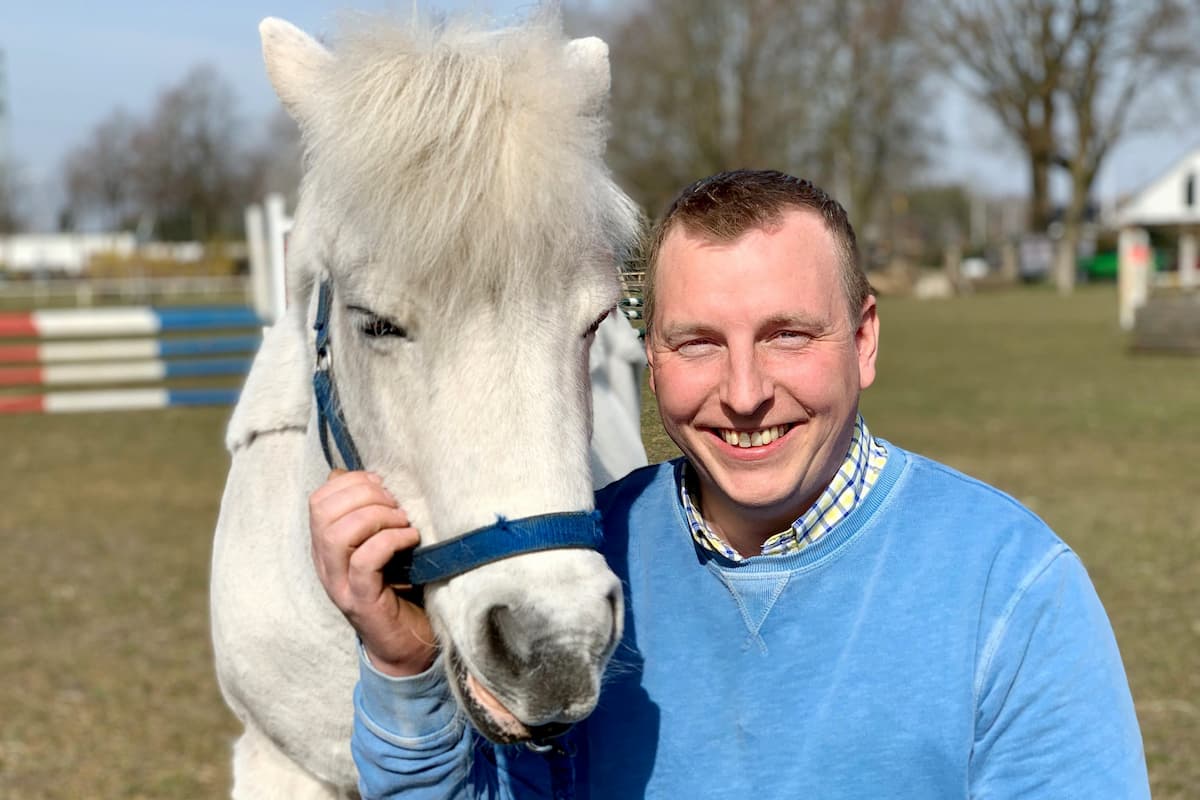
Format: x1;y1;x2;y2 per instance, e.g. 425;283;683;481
260;17;332;122
563;37;611;109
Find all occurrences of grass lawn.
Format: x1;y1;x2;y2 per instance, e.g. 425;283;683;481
2;284;1196;798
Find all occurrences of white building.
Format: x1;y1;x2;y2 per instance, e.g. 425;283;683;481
0;233;138;275
1116;146;1200;229
1114;145;1200;329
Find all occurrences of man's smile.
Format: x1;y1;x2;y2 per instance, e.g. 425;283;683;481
711;423;793;449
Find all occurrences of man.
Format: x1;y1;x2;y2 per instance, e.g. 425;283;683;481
310;170;1150;798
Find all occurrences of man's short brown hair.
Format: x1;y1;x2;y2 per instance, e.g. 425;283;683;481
642;170;869;334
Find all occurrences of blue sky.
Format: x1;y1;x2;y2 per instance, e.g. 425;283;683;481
3;0;537;226
3;1;1199;229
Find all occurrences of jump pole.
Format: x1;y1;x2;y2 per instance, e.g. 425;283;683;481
0;334;260;364
0;306;263;339
0;357;253;388
0;388;241;415
0;306;263;414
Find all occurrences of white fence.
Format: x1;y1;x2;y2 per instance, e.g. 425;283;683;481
0;275;252;307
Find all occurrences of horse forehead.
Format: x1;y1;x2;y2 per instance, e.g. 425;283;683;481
334;241;617;303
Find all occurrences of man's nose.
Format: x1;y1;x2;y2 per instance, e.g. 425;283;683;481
720;346;772;416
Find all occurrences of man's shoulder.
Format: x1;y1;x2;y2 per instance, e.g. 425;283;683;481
591;460;682;567
595;458;679;513
881;442;1070;565
883;445;1095;646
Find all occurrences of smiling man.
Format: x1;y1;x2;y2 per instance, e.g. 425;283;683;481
311;170;1150;799
645;175;879;559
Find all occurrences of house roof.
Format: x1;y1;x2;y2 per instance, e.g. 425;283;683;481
1116;144;1200;227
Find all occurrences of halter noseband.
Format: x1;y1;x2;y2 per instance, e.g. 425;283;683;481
311;278;604;589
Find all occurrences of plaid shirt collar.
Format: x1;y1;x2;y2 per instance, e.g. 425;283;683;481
679;414;888;561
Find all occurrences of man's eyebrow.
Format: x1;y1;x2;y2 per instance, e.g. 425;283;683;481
658;322;719;341
759;312;829;330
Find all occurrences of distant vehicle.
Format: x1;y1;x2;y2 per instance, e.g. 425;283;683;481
1079;250;1165;281
1019;235;1054;281
961;257;989;280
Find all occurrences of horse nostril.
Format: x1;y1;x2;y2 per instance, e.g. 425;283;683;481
605;585;623;650
484;604;527;675
606;585;622;617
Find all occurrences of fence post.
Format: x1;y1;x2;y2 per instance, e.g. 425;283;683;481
1179;230;1197;290
264;194;292;323
1118;227;1151;330
245;203;271;321
1000;239;1019;283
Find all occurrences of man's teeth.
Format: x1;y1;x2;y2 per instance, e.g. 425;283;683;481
722;424;790;448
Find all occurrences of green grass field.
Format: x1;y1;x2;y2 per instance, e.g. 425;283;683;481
2;285;1196;798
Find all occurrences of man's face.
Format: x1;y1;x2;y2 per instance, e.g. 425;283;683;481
646;209;879;543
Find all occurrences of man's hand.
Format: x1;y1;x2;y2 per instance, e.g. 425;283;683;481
309;469;438;677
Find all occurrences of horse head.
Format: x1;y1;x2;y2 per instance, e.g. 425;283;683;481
260;13;639;743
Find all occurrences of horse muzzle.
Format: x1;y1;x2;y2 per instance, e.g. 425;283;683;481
436;543;624;745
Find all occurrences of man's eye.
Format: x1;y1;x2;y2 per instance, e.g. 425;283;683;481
360;315;407;339
775;330;811;344
677;339;716;355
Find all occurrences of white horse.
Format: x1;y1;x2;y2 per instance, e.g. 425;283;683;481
210;12;645;797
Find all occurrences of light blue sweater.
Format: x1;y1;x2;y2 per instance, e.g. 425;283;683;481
353;445;1150;798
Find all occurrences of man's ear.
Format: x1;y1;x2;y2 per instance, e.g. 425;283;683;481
856;295;880;391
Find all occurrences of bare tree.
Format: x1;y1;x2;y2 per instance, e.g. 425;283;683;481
0;166;22;234
131;65;248;240
62;109;139;230
260;106;303;198
814;0;936;241
569;0;935;248
930;0;1200;292
930;0;1071;233
62;86;301;239
242;107;304;206
1053;1;1199;292
570;0;816;215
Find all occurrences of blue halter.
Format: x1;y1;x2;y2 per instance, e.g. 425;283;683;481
311;279;604;588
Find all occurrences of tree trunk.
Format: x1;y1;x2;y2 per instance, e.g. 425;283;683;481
1056;164;1097;295
1054;223;1079;295
1028;153;1053;232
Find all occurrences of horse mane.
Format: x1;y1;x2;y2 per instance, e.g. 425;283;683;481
299;11;639;302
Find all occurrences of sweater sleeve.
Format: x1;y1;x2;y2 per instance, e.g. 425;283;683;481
351;647;563;799
970;549;1150;799
352;647;475;799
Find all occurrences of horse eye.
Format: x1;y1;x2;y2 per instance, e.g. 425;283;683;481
584;308;612;338
359;314;407;339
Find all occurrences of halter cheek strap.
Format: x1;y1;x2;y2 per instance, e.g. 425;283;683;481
311;278;604;590
313;280;364;471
